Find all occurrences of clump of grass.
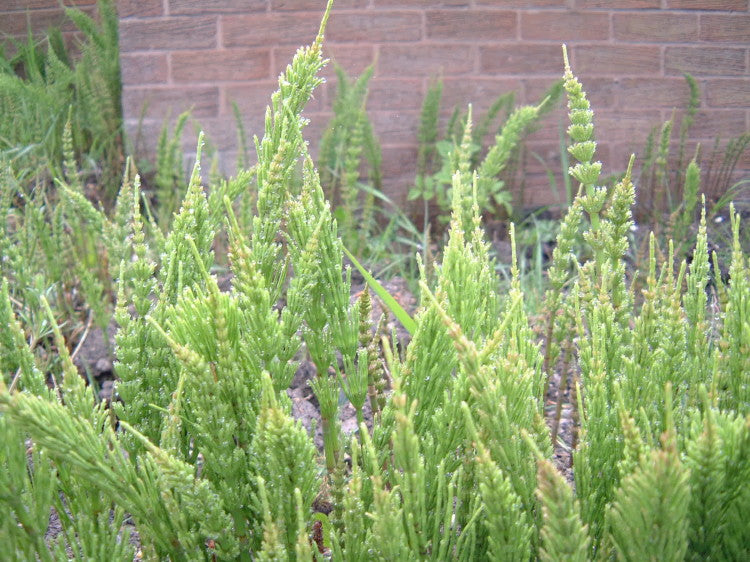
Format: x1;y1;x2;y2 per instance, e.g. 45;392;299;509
410;77;564;228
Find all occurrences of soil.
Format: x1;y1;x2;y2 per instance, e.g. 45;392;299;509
543;366;576;486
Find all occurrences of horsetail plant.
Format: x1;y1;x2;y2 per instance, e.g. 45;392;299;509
2;4;750;560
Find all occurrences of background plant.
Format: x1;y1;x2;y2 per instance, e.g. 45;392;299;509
633;74;749;265
0;0;123;201
0;0;125;361
316;63;431;285
410;77;563;229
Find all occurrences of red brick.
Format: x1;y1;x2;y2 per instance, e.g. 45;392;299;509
666;0;747;10
268;43;375;80
527;76;616;109
519;107;566;142
610;142;647;173
375;0;469;7
614;13;698;42
595;110;662;143
219;151;255;174
572;45;661;76
3;0;94;10
380;177;413;211
299;111;336;159
327;12;422;43
370;110;421;145
120;17;216;51
124;119;165;157
380;44;475;77
477;0;567;6
309;81;332;113
426;10;517;41
172;49;270;82
522;173;570;207
524;140;612;190
123;86;219;119
617;78;693;109
576;0;660;7
170;0;266;15
665;47;746;76
107;0;750;211
272;0;369;9
237;73;325;113
126;117;208;159
380;144;419;203
61;31;87;56
120;53;168;85
117;0;162;18
182;116;248;152
706;79;750;107
535;139;612;168
521;12;609;41
2;7;95;35
736;139;750;169
196;149;240;177
610;144;648;177
223;82;280;117
440;78;523;113
701;15;750;42
182;119;225;153
524;78;563;103
523;140;566;175
674;110;748;139
367;79;423;111
320;44;377;79
222;13;320;47
481;44;565;76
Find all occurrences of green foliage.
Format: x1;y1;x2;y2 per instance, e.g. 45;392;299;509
536;458;590;561
2;8;750;561
606;399;690;561
319;63;382;220
316;63;421;281
0;0;123;199
250;375;320;553
717;204;750;413
410;77;563;225
637;73;749;255
343;245;416;335
416;78;443;192
154;110;191;229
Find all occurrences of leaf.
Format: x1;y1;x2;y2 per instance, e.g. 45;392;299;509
342;245;417;335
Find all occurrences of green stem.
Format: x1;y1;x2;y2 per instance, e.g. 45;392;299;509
231;509;252;562
355;407;364;434
321;415;339;474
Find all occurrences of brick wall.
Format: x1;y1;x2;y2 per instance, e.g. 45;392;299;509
0;1;98;52
3;1;749;210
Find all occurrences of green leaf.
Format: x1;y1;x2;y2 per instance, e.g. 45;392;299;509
342;245;416;335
